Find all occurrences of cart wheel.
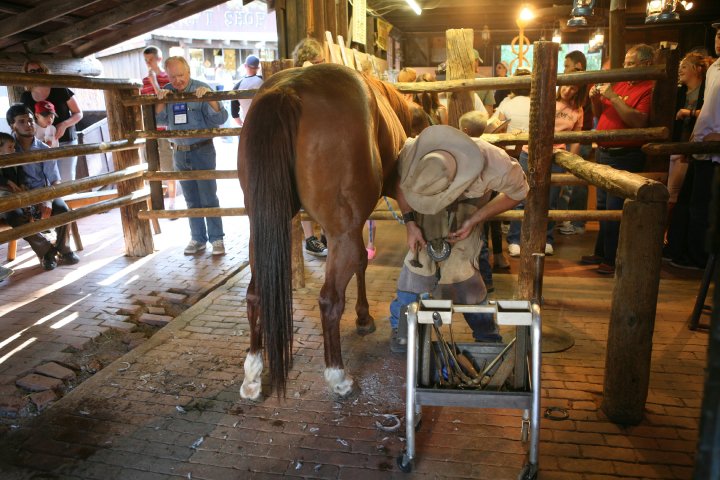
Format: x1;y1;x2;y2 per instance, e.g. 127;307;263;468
520;421;529;442
517;463;538;480
397;453;413;473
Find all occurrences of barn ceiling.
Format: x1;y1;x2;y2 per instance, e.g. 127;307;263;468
0;0;228;58
0;0;717;61
367;0;720;43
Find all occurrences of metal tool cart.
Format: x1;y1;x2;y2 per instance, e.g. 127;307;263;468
397;257;544;480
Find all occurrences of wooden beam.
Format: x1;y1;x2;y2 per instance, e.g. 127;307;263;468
0;53;102;76
24;0;175;54
72;0;226;57
517;41;559;300
0;71;138;89
0;139;143;169
0;0;102;40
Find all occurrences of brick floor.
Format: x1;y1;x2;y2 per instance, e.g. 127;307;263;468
0;201;711;479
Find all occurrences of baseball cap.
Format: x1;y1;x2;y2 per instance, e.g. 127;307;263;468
245;55;260;68
712;19;720;29
34;100;55;115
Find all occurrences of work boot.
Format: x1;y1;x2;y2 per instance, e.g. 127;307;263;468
391;306;409;354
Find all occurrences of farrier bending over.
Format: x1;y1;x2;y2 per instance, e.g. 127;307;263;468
388;125;529;352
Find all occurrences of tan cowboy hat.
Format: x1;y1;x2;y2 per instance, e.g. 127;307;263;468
398;125;483;215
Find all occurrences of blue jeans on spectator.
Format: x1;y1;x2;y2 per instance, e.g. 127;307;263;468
593;147;645;266
507;151;563;246
173;142;224;243
565;143;592;229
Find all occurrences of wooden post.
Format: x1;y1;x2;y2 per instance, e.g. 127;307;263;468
142;104;164;211
609;0;626;70
694;168;720;477
517;41;558;300
445;29;475;128
602;199;666;424
647;48;679;172
105;88;154;256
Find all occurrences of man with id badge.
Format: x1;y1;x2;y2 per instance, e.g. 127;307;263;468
155;56;229;256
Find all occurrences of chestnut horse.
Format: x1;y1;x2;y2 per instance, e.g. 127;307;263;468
237;64;413;400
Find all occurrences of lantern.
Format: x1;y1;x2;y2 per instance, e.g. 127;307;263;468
552;29;562;44
645;0;679;23
481;25;491;45
567;0;595;27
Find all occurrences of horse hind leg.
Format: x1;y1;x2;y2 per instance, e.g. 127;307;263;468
354;242;376;336
240;275;264;401
318;231;368;398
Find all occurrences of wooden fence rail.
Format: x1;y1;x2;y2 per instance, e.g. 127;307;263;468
643;141;720;156
0;72;139;90
0;190;149;244
0;165;145;212
393;65;667;94
0;140;143;169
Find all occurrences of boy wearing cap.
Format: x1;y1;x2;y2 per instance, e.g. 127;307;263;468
230;55;263;127
33;100;58;147
389;125;529;352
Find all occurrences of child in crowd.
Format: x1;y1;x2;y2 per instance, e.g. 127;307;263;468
33;101;59;147
0;132;18;282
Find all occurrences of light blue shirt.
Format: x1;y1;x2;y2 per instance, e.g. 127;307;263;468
156;78;229;146
13;135;61;189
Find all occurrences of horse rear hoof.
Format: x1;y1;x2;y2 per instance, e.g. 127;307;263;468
240;381;263;402
333;381;361;401
356;318;376;336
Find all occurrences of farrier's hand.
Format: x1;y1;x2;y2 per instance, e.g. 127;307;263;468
448;218;477;244
195;87;211;98
405;222;426;253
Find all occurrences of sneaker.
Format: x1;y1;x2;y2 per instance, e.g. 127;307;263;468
545;243;554;256
305;236;328;257
0;266;13;282
597;263;615;275
501;222;510;235
211;240;225;256
42;248;57;271
559;222;584;235
390;328;407;354
580;254;603;265
507;243;520;257
58;251;80;265
184;240;206;255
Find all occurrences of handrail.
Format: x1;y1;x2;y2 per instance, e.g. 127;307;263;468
482;127;668;146
394;65;667;94
0;139;144;169
553;150;668;202
134;129;241;140
0;165;145;212
123;89;259;106
642;140;720;156
0;190;149;244
137;206;624;222
0;72;139;90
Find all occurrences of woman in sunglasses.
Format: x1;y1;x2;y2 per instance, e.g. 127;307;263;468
20;60;84;182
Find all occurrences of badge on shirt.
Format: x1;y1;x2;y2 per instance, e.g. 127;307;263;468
173;103;188;125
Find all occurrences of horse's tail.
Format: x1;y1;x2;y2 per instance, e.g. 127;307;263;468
243;85;302;396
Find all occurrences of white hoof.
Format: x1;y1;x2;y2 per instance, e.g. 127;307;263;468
324;367;354;397
240;352;263;400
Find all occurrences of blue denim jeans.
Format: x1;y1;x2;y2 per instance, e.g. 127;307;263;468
593;147;645;266
507;151;563;246
173;143;224;243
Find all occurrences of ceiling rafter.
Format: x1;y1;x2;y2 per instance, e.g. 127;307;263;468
0;0;103;40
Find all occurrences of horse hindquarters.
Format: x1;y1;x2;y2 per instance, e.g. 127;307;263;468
239;86;302;398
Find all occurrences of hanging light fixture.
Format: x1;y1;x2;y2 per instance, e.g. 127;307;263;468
481;25;491;45
567;0;596;27
405;0;422;15
645;0;680;23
